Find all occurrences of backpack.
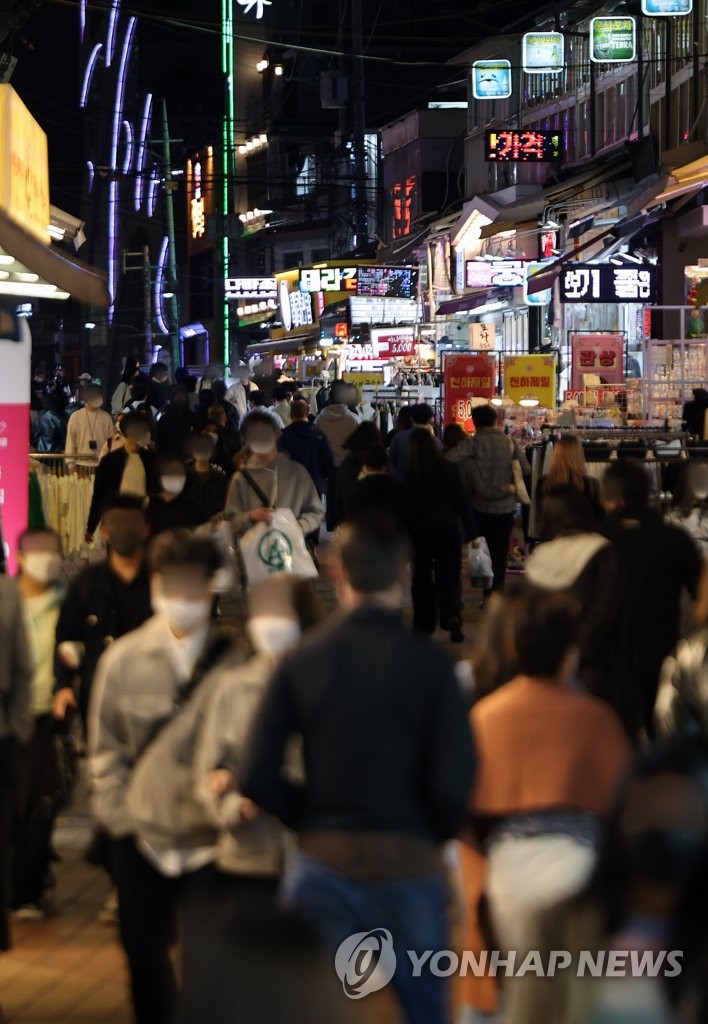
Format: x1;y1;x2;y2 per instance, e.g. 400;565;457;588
125;632;238;851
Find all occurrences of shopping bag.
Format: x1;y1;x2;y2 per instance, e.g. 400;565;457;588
239;507;318;584
468;537;494;589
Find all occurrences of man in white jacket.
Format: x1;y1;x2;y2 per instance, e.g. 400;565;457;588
65;385;114;469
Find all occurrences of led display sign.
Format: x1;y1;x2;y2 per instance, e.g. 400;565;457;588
485;130;564;162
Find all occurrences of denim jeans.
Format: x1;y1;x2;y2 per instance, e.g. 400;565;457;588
282;849;450;1024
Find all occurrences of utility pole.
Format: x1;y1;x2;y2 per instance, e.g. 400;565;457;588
351;0;368;249
161;98;181;372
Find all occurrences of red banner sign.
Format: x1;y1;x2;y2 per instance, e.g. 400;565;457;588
443;353;496;432
570;333;625;390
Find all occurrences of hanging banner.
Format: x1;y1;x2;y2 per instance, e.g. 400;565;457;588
472;60;512;99
522;32;564;74
443;353;496;432
570;333;625;390
0;307;31;573
504;355;557;408
345;370;385;389
590;17;637;62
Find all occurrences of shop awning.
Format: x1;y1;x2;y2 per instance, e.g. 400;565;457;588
248;333;319;356
648;156;708;207
436;288;499;316
0;209;110;307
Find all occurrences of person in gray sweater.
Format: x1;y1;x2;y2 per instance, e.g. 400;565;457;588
225;410;324;539
446;404;530;594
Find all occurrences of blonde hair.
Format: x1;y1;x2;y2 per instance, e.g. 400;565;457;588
544;434;588;492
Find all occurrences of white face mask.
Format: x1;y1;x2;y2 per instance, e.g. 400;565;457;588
161;475;186;496
153;595;212;633
247;616;300;657
248;437;276;456
22;551;62;585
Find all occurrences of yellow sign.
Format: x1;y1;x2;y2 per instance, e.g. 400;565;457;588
0;85;50;243
504;354;556;408
346;370;385;389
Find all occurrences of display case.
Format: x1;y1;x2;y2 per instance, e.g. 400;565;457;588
644;339;708;428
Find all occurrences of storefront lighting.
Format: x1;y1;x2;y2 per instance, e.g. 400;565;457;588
274;64;284;76
0;282;70;299
0;255;14;266
163;290;175;299
256;59;269;72
491;396;504;407
84;321;96;329
47;225;65;241
519;395;540;408
0;272;8;280
15;273;39;283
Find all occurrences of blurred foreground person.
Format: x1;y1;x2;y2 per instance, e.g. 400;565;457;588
148;455;203;536
462;589;631;996
0;570;33;956
14;529;65;919
89;532;234;1024
179;575;325;1022
242;513;476;1024
656;568;708;739
664;460;708;557
345;445;406;529
506;739;708;1024
602;460;702;740
526;488;620;715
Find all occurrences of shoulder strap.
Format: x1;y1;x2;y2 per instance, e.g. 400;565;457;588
241;467;274;508
136;630;233;762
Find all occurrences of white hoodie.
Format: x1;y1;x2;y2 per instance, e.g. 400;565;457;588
526;533;610;590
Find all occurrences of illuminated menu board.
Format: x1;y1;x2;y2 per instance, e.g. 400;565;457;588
356;266;419;299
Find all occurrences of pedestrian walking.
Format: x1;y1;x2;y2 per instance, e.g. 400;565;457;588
241;512;476;1024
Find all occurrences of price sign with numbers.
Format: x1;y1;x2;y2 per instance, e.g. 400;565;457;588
443;353;496;432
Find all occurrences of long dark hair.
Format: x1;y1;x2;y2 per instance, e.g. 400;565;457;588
405;427;445;492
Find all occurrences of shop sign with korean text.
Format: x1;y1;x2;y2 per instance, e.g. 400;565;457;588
522;32;564;74
470;323;496;351
472;60;512;99
570;333;625;390
0;85;50;243
504;355;556;408
346;370;385;388
443;353;496;432
560;264;657;303
590;17;637;62
641;0;692;15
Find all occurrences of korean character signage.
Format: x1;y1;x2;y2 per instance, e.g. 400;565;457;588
0;305;30;573
443;353;496;432
470;323;496;351
472;60;512;99
522;32;565;74
0;85;50;242
485;130;564;163
590;17;637;62
570;333;625;390
299;266;358;293
560;264;657;303
641;0;692;15
504;355;557;408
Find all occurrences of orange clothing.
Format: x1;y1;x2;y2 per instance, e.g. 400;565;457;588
460;677;632;1013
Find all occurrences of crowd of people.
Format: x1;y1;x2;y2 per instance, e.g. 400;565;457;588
7;358;708;1023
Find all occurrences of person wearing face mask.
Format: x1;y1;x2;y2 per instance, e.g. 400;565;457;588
147;361;170;413
54;495;153;733
225;410;323;543
506;738;708;1024
65;384;114;471
148;455;204;537
13;529;65;920
85;412;156;545
89;531;234;1024
186;433;228;522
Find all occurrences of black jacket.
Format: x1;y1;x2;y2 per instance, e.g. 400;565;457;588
346;474;407;530
54;560;153;722
241;605;476;841
87;449;156;534
278;421;335;496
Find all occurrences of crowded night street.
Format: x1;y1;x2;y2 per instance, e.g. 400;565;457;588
0;0;706;1021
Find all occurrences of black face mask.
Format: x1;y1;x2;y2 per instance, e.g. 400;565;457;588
623;828;706;885
107;529;145;558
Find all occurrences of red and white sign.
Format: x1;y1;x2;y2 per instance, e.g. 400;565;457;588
570;332;625;390
346;329;416;362
0;311;31;573
443;352;496;432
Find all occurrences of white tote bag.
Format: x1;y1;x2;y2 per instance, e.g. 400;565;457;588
239;508;318;584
